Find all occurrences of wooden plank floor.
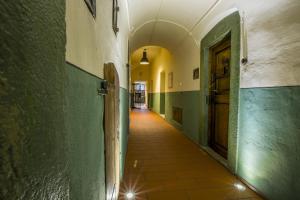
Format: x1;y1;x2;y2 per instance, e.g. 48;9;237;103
119;109;262;200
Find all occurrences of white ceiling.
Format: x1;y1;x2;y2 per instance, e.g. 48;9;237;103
128;0;220;52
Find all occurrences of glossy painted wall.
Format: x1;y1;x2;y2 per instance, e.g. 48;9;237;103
65;63;106;200
238;86;300;200
66;63;130;199
0;1;68;199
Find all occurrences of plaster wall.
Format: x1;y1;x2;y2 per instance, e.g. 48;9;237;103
130;0;300;89
150;48;172;93
66;0;130;88
131;42;200;93
193;0;300;88
66;1;130;198
0;1;68;199
131;65;151;85
141;44;200;93
172;37;200;92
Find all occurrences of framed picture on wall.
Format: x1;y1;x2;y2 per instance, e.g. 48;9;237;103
84;0;96;18
168;72;173;89
193;68;199;80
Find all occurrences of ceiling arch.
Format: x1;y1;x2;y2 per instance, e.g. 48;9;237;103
128;0;221;52
129;20;194;53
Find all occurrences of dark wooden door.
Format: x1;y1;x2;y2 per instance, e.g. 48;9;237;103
104;63;120;200
209;37;231;159
160;72;165;114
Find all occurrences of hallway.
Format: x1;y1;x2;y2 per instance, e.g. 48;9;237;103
1;1;300;199
119;110;262;200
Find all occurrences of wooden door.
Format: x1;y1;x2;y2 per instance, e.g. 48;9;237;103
104;63;120;200
208;37;231;159
160;72;165;114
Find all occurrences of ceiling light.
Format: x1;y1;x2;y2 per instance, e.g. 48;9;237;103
126;192;135;199
234;183;246;191
140;49;149;65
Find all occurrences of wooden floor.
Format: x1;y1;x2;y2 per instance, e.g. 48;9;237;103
119;110;262;200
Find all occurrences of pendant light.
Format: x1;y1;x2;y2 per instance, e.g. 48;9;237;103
140;49;149;65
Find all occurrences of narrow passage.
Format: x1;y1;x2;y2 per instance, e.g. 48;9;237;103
119;110;262;200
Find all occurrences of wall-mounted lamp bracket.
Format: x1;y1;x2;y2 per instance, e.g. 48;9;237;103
98;80;108;95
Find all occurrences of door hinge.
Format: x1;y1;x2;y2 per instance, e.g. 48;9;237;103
98;80;108;96
206;95;214;105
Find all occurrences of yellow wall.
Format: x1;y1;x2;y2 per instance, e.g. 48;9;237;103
131;46;200;93
131;47;173;93
131;65;151;85
66;0;130;88
150;48;172;93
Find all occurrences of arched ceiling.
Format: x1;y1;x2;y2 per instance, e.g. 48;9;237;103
127;0;221;52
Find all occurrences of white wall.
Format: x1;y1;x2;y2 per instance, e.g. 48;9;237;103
192;0;300;88
66;0;130;89
171;36;200;92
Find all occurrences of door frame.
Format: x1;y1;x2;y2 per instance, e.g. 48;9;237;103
160;71;166;115
199;12;241;173
104;62;120;200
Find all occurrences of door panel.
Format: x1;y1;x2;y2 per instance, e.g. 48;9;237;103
209;37;231;159
104;63;120;200
160;72;165;114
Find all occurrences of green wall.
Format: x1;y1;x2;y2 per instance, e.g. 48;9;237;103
238;86;300;200
64;64;130;199
65;63;106;200
165;91;200;143
149;91;200;144
0;1;68;199
160;93;165;114
149;92;161;114
0;1;129;199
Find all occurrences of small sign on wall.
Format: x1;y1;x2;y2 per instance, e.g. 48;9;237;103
193;68;199;80
168;72;173;89
84;0;96;18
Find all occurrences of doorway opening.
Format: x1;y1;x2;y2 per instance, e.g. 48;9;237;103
132;81;148;109
208;35;231;159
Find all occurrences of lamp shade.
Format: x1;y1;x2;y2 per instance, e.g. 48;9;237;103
140;49;149;65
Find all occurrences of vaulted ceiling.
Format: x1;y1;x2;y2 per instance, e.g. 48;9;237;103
127;0;220;52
